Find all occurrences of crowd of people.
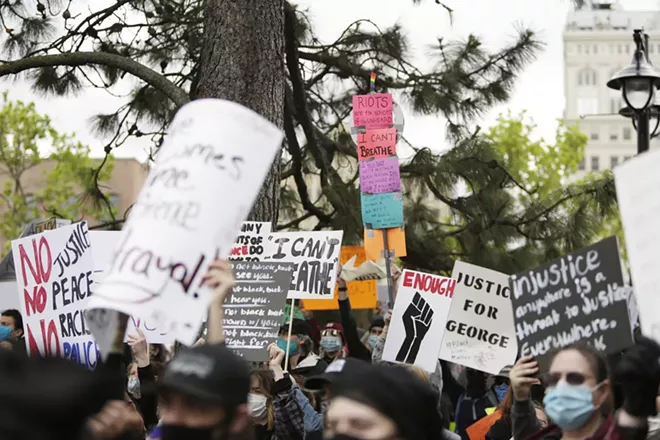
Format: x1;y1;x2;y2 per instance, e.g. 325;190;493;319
0;259;659;440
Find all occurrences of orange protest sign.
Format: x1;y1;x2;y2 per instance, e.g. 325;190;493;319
302;245;377;310
466;409;502;440
357;128;397;161
364;227;406;261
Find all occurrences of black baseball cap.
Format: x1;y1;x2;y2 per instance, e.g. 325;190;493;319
279;319;311;338
303;357;370;391
159;343;250;406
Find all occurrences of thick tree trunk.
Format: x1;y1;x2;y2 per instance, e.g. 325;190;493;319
197;0;285;224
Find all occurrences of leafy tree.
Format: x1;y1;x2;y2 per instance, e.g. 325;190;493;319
0;93;115;250
0;0;615;274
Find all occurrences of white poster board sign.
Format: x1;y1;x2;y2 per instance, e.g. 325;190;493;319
89;231;172;344
439;261;517;375
87;99;283;351
382;269;455;372
12;222;99;368
228;222;273;261
614;150;660;342
265;231;343;299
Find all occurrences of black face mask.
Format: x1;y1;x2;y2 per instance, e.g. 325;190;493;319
161;424;215;440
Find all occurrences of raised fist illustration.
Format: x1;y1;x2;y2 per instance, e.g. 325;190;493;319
396;292;433;364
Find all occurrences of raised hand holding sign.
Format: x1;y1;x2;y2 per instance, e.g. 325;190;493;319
396;292;434;363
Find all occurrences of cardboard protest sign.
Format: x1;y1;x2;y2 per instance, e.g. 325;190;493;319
87;99;283;351
509;237;633;371
223;261;294;361
89;230;173;345
12;222;99;368
34;218;71;234
303;245;378;311
356;128;397;161
364;226;407;260
614;151;660;342
228;222;273;262
439;262;517;375
361;192;404;229
265;231;343;300
382;269;456;371
352;94;393;129
359;157;401;194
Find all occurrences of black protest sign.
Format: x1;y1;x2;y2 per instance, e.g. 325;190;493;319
228;222;272;262
509;236;633;371
223;261;294;361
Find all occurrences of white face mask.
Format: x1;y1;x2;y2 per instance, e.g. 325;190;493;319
248;393;268;420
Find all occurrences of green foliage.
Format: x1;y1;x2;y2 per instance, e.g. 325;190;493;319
0;93;115;251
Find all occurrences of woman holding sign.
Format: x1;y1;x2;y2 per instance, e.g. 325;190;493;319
510;337;660;440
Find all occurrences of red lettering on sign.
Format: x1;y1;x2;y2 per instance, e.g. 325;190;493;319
402;271;455;298
18;237;52;287
23;285;47;317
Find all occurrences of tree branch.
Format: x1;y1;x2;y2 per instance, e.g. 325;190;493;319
0;52;190;107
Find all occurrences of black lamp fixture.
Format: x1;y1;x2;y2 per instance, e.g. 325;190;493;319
608;29;660;154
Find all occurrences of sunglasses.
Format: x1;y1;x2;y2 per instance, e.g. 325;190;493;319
544;371;591;387
322;329;340;337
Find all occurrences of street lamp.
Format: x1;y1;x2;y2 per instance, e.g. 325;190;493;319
619;93;660;139
607;29;660;154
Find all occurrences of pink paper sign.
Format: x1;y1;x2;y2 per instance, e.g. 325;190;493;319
352;94;393;129
359;157;401;194
357;128;397;161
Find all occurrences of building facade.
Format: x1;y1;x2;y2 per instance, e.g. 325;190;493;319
564;0;660;173
0;157;147;249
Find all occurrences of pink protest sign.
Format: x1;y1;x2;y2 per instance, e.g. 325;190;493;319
357;128;397;161
359;157;401;194
352;94;393;129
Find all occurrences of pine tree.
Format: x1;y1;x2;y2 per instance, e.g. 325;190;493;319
0;0;615;274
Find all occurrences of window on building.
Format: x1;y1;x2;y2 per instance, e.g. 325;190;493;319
578;69;597;86
585;45;590;54
610;131;618;141
592;71;597;85
624;155;632;162
626;43;630;53
590;131;599;140
618;44;622;54
623;127;632;140
578;44;582;53
578;159;586;171
593;44;598;54
591;156;600;171
577;98;598;115
610;156;619;168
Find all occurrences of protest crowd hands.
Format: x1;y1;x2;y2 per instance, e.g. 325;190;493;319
205;259;236;305
86;400;144;439
510;354;540;401
127;328;149;368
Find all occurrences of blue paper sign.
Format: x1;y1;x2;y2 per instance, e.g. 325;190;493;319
361;192;404;229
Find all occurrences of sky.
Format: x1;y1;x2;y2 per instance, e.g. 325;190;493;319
1;0;658;161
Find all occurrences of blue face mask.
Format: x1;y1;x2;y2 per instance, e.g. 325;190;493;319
495;383;508;401
543;382;600;431
367;334;379;350
276;337;299;356
320;336;342;353
0;325;11;342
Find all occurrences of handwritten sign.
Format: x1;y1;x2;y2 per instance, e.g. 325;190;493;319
359;158;401;194
439;261;517;375
614;150;660;342
357;128;397;161
12;222;100;369
303;245;378;310
87;99;283;348
229;222;273;262
352;94;393;129
265;231;343;300
509;237;633;371
223;261;294;361
382;269;456;372
361;192;404;229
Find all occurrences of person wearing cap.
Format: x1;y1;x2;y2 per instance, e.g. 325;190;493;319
364;315;385;352
308;359;445;440
148;260;253;440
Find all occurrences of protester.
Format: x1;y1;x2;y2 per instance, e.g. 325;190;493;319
455;368;501;440
319;322;348;363
511;338;660;440
485;384;547;440
308;358;444;440
277;318;312;369
249;344;305;440
365;315;385;352
126;328;159;431
0;308;26;355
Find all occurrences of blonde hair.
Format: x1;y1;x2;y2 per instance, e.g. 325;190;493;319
403;364;431;385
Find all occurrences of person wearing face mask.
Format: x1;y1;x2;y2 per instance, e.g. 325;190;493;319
511;338;660;440
365;316;384;352
248;344;305;440
0;309;26;356
320;323;347;363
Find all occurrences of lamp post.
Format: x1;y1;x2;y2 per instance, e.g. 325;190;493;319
607;29;660;154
